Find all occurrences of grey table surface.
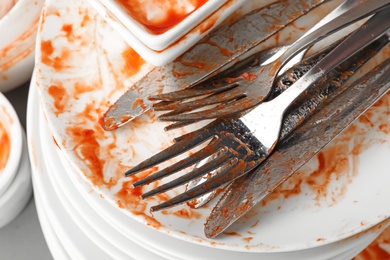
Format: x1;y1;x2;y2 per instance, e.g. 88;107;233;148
1;82;52;260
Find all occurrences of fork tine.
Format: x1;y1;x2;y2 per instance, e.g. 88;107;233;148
124;128;215;176
141;152;237;199
132;139;225;187
150;82;240;102
164;120;197;131
149;158;244;211
154;88;246;117
159;98;250;121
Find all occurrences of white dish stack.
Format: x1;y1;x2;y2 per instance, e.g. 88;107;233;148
27;0;390;259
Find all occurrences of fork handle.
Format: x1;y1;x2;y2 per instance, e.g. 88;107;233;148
279;0;390;69
274;7;390;112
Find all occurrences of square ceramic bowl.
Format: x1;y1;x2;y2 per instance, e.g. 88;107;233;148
86;0;245;65
88;0;228;51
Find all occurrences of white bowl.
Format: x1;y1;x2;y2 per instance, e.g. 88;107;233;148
0;0;18;19
0;93;23;197
0;93;32;229
86;0;245;65
87;0;229;51
0;0;45;92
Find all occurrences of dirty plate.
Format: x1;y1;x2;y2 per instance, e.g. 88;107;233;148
35;0;390;253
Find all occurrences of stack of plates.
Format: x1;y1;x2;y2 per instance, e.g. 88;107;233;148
28;0;390;259
27;74;390;260
0;0;45;92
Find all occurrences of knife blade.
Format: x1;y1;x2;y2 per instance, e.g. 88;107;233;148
102;0;330;131
205;55;390;238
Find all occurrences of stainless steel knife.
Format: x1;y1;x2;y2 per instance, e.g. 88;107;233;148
102;0;330;130
205;55;390;238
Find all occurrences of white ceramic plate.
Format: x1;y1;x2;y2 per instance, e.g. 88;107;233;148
34;187;71;260
35;0;390;253
31;68;390;260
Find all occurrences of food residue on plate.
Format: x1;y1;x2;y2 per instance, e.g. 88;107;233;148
0;114;11;173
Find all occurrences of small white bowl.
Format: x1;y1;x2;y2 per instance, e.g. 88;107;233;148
0;0;45;92
88;0;228;51
0;93;23;196
86;0;245;65
0;93;32;228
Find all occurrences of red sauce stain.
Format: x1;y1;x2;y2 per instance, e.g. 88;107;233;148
0;121;10;172
40;40;70;71
115;0;208;34
68;127;112;187
131;97;147;110
354;226;390;260
80;13;90;27
116;179;163;229
173;208;202;219
180;60;206;69
243;237;253;243
202;38;233;56
48;84;69;116
74;82;95;96
225;71;258;84
0;18;39;71
261;90;390;207
222;231;241;237
61;24;73;38
121;47;145;77
52;136;60;149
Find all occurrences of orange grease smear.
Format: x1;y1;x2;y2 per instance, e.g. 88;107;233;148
69;127;112;187
116;179;162;229
48;84;68;116
121;47;145;77
40;40;70;71
173;208;202;219
0;122;10;172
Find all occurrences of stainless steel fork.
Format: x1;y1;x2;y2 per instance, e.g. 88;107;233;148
152;0;390;123
124;12;390;211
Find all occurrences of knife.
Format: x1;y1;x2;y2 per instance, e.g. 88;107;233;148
205;54;390;238
102;0;330;130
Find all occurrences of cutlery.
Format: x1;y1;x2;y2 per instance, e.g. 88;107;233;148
102;0;329;130
152;0;390;123
205;57;390;238
124;10;390;212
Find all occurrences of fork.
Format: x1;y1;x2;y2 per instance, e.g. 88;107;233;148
124;10;390;211
151;0;390;123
